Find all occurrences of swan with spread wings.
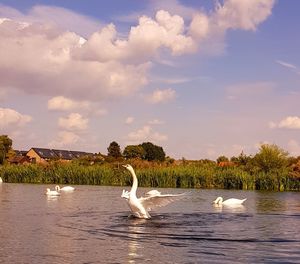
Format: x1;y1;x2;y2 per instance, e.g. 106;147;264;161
121;164;185;219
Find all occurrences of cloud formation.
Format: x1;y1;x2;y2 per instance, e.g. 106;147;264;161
276;60;300;75
270;116;300;129
58;113;88;131
48;96;90;111
0;107;32;130
127;125;168;144
48;131;80;148
0;1;275;104
146;88;176;104
0;16;149;102
189;0;275;54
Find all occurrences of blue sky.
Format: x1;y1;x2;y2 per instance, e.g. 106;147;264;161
0;0;300;160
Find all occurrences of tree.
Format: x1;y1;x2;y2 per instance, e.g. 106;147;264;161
107;141;122;158
253;144;289;173
231;151;252;166
140;142;166;161
216;155;229;164
0;135;12;165
123;145;145;159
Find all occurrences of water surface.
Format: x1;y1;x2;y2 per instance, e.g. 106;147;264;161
0;183;299;263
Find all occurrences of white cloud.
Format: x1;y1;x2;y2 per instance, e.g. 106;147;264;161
0;107;32;130
0;15;150;102
270;116;300;129
276;60;297;70
188;0;275;54
214;0;275;31
146;88;176;104
58;113;88;131
118;0;196;23
125;116;134;125
48;96;90;111
127;125;168;144
0;2;275;104
75;10;196;63
276;60;300;75
0;4;102;37
48;130;80;148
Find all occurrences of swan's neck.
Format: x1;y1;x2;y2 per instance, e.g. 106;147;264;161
130;169;138;196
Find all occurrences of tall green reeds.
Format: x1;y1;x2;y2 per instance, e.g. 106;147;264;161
0;162;299;191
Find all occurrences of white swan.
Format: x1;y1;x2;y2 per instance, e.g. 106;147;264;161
55;185;75;192
213;196;246;205
0;177;2;183
46;188;60;196
121;164;185;219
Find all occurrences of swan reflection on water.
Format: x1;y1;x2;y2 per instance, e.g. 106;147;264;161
213;203;246;213
127;219;147;264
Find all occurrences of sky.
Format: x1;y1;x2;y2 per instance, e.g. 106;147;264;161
0;0;300;160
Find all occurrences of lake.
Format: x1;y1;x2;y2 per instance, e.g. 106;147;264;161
0;183;300;263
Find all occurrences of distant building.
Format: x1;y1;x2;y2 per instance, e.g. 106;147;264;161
8;155;31;165
14;150;28;156
26;147;94;164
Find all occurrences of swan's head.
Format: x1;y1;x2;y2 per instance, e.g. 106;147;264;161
46;188;50;193
122;164;134;173
213;196;223;204
55;185;60;191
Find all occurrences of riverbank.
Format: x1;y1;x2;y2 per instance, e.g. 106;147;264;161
1;162;299;191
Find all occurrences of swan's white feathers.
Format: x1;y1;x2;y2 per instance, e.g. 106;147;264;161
213;196;247;205
46;188;60;196
122;164;186;219
140;193;184;211
121;189;130;199
55;185;75;192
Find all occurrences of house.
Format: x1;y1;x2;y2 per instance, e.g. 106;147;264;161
26;147;94;164
8;155;31;165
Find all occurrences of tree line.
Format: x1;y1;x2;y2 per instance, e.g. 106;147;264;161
1;134;300;191
107;141;166;161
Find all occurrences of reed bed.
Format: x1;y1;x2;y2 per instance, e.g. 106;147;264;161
0;162;299;191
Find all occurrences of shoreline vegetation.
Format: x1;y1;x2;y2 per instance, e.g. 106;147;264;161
1;160;299;191
1;136;300;191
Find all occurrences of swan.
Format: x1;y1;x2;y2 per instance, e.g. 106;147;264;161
121;164;186;219
46;188;60;196
121;189;130;199
0;177;2;183
55;185;75;192
213;196;246;205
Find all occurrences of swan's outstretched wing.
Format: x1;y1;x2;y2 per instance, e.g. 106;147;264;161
121;189;130;200
139;193;186;211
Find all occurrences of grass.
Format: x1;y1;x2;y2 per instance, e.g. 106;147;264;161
0;162;299;191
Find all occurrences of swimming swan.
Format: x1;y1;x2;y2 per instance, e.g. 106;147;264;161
55;185;75;192
46;188;60;196
0;177;2;183
121;164;185;219
213;196;246;205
